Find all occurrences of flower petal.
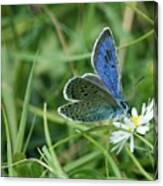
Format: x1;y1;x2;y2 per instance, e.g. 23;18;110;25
142;112;153;124
141;103;146;115
124;117;135;130
136;125;150;135
110;131;131;154
116;139;128;154
112;122;122;128
110;131;130;144
141;100;154;124
132;107;138;117
130;135;134;153
147;99;154;112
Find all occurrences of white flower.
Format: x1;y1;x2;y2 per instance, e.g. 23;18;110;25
110;99;154;154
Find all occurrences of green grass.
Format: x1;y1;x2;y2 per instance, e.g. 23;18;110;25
1;2;157;180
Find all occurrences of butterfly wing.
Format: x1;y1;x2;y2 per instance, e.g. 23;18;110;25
92;27;122;99
64;76;117;106
58;27;129;122
82;73;108;91
58;100;123;122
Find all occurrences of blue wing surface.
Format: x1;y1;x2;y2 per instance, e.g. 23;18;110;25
92;27;122;99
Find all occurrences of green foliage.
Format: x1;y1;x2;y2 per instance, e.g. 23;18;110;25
1;2;157;180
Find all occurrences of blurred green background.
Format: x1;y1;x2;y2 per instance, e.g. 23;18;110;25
1;2;157;180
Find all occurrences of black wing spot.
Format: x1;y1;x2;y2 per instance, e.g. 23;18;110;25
106;49;112;61
104;50;112;63
80;87;85;93
104;55;109;63
71;115;75;119
71;90;76;98
94;90;98;94
84;93;88;96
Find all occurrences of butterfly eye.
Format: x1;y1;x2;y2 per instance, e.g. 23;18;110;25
119;101;128;112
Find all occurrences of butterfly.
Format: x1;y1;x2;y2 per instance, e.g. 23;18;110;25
58;27;129;122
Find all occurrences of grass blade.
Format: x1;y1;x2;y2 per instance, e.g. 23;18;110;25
23;115;37;153
43;103;67;178
64;151;100;173
2;47;17;148
14;54;37;153
2;107;14;176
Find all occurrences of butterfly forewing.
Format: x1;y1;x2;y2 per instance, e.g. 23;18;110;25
92;27;122;99
64;76;117;106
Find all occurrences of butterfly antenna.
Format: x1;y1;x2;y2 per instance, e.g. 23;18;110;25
126;76;145;102
134;76;145;87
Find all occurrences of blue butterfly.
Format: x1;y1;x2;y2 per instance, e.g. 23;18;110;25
58;27;128;122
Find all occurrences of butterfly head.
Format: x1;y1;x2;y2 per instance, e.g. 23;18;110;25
118;100;129;115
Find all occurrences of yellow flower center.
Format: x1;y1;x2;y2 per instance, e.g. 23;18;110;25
131;115;142;128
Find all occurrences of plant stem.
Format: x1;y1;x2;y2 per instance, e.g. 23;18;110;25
117;29;154;50
135;133;154;151
82;133;122;178
127;3;154;25
125;146;153;180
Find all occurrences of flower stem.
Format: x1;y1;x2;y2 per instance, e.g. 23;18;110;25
134;133;154;151
125;146;153;180
82;133;122;178
117;29;154;50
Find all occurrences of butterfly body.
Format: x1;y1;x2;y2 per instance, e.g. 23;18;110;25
58;27;128;122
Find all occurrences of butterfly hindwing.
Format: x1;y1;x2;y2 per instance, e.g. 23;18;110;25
58;100;123;122
64;76;117;106
92;27;122;99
